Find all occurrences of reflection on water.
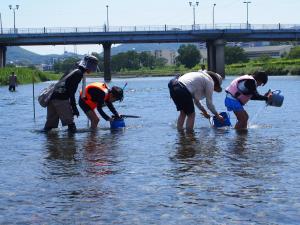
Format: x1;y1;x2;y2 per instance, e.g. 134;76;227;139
45;132;77;161
0;76;300;224
168;127;291;224
175;130;198;159
230;129;249;154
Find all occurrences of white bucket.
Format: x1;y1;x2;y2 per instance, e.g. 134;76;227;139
268;90;284;107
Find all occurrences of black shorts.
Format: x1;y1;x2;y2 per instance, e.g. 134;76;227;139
79;98;92;113
168;81;194;115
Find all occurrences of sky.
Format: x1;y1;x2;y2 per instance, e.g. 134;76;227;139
1;0;299;55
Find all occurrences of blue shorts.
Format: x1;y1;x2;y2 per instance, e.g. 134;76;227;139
225;96;244;112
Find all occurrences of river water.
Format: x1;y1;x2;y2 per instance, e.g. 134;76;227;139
0;76;299;224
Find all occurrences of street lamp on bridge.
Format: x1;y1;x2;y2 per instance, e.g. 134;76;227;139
189;1;199;30
9;4;19;33
243;1;251;29
212;3;216;29
106;5;109;31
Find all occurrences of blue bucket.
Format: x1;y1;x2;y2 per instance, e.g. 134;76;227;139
268;90;284;107
110;118;126;129
211;112;231;128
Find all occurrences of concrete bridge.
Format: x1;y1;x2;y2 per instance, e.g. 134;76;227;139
1;23;300;81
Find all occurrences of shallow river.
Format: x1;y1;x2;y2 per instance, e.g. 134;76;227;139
0;76;299;224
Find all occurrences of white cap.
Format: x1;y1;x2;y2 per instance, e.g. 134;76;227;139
78;55;99;72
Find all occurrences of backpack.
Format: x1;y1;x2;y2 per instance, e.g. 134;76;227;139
38;69;80;108
38;83;56;107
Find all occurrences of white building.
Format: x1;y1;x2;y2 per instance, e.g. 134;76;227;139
152;49;177;65
243;45;293;59
150;44;293;66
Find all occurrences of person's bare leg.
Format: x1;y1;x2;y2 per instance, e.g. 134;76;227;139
177;111;186;130
186;112;195;131
234;110;249;129
86;110;99;130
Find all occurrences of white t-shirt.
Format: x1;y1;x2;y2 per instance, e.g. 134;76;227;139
178;71;218;115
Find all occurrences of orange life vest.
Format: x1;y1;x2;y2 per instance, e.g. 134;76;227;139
80;82;110;110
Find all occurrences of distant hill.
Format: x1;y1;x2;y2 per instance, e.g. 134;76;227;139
111;43;183;55
6;46;82;65
6;43;188;65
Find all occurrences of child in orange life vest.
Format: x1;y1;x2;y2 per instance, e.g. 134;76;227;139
225;71;273;129
79;82;123;129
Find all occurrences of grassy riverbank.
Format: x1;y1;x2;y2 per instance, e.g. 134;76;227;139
109;65;194;78
0;67;59;86
226;58;300;75
1;58;300;86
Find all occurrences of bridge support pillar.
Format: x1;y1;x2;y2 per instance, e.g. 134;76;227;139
206;39;225;78
102;42;112;82
207;41;216;73
0;46;7;68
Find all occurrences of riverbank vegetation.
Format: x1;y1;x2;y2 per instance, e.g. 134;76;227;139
226;58;300;75
111;58;300;77
0;67;59;86
225;45;300;75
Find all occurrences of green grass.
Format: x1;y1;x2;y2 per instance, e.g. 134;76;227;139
226;58;300;75
110;65;198;77
0;68;60;86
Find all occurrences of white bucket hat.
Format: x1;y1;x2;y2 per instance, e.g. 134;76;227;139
206;71;223;91
78;55;99;72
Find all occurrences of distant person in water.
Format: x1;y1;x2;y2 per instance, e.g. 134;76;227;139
8;72;17;92
79;82;123;130
225;71;273;129
168;70;224;131
43;55;99;133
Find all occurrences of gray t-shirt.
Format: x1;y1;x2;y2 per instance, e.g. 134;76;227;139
9;75;17;86
178;71;218;115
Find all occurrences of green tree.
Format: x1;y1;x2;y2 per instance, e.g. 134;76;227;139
287;46;300;59
53;57;80;73
154;57;168;67
111;52;127;72
225;46;248;65
111;51;140;72
176;44;201;69
90;52;103;72
256;54;272;62
126;51;140;70
139;51;156;68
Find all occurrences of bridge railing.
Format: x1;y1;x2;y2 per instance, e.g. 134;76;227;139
1;23;299;34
